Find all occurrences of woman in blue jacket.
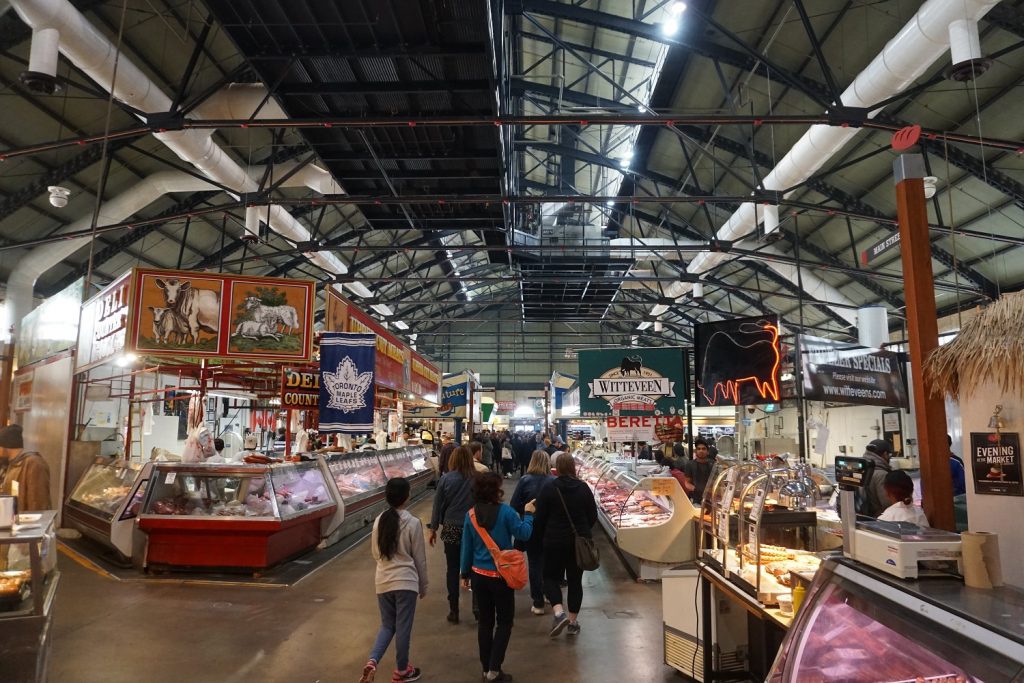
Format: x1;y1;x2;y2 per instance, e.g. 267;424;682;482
509;450;554;614
460;472;535;682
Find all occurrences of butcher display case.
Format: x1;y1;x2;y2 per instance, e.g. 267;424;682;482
317;446;434;547
137;461;337;571
0;511;60;682
767;556;1024;682
576;454;698;580
64;459;154;559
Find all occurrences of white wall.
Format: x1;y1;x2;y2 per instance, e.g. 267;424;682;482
960;381;1024;589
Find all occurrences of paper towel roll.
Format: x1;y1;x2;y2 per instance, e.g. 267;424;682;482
961;531;1003;589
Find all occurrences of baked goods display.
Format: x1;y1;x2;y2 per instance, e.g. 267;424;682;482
0;570;31;610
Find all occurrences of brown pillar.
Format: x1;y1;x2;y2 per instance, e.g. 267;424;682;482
893;153;954;531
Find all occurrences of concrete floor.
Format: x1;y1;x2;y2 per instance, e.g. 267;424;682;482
49;487;684;683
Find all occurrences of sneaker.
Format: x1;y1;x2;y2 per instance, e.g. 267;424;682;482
567;621;581;636
392;666;421;682
484;673;513;682
359;661;376;683
530;605;545;615
549;612;569;637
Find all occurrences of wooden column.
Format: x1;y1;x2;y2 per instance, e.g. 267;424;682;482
894;153;954;531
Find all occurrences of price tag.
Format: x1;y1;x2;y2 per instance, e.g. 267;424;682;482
651;478;675;497
726;466;740;486
749;487;767;523
164;472;177;485
720;480;737;511
716;510;729;541
747;523;758;549
186;478;197;493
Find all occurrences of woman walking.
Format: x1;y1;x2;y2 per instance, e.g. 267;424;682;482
509;450;554;614
360;478;427;683
533;452;597;637
428;445;476;623
460;472;536;681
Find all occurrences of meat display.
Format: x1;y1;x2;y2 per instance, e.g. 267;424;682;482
577;456;674;529
69;463;139;518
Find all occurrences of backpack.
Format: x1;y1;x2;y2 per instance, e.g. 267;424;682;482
468;508;528;590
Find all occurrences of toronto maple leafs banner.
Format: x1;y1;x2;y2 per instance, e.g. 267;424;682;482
319;333;376;433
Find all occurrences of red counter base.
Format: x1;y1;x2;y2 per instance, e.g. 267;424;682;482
139;506;336;570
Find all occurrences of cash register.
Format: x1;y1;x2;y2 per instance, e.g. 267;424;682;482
834;456;962;579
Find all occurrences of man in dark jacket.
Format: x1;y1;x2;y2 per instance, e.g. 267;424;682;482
438;434;456;474
859;439;894;518
532;453;597;637
0;424;50;512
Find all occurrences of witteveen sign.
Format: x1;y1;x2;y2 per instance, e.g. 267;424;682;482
578;347;686;417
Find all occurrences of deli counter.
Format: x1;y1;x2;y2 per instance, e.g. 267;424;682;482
767;556;1024;682
137;461;337;570
64;459;154;559
575;453;698;580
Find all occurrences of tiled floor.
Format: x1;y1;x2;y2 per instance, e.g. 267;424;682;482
49;486;685;682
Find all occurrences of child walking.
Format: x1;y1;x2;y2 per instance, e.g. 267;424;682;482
360;478;428;683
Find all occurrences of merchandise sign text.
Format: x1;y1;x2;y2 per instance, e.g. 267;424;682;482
969;432;1023;497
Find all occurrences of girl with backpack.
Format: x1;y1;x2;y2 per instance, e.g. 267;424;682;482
460;472;536;682
360;478;428;683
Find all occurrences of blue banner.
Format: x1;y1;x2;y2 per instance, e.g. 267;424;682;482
319;333;376;433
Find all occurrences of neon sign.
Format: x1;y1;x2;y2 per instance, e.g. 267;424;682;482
695;317;782;407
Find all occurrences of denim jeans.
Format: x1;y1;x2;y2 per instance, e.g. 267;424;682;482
369;590;418;671
472;573;515;673
526;548;545;608
543;543;584;613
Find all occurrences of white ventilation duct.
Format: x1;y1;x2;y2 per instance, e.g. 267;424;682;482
858;306;889;348
7;0;360;331
641;0;999;329
26;26;57;78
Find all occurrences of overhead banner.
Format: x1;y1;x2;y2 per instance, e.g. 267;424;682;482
694;316;781;407
280;368;319;409
126;268;315;362
439;373;470;418
19;277;83;369
799;335;908;408
578;347;686;417
319;333;376;434
325;290;441;403
969;432;1023;497
76;272;131;373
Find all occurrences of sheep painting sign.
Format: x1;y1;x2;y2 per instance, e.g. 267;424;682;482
578;347;687;417
127;268;314;362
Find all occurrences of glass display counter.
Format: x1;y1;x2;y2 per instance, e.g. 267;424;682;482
574;453;698;580
767;556;1024;682
64;459;154;559
137;462;337;571
317;446;434;547
0;511;59;682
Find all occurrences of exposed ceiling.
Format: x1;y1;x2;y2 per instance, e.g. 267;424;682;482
0;0;1022;374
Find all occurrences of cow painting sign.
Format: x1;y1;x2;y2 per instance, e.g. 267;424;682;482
127;268;315;362
694;316;781;407
577;347;686;417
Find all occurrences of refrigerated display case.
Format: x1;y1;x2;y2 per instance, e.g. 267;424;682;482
137;461;337;571
577;456;698;580
767;556;1024;682
64;459;154;559
0;511;59;683
318;446;433;546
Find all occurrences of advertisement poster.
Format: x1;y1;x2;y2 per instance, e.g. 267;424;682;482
969;432;1023;496
128;268;315;362
13;371;33;412
800;334;908;408
578;347;686;417
694;316;781;407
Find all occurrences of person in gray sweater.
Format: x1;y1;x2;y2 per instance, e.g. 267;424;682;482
360;478;427;683
428;446;477;623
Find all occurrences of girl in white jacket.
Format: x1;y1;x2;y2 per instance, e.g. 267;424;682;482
360;478;428;683
878;470;930;527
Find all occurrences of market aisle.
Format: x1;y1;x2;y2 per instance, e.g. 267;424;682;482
50;488;679;683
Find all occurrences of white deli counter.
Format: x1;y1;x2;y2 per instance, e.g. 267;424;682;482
574;452;698;580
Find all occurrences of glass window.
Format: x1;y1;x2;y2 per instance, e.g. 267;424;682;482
143;468;275;518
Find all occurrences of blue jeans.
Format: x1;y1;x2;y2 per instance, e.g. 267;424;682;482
527;548;544;608
369;590;418;670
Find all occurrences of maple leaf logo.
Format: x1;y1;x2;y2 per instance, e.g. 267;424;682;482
323;356;373;412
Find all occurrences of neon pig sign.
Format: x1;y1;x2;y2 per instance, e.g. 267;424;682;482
695;317;781;407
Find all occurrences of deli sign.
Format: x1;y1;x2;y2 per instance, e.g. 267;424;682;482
578;347;686;417
281;368;319;408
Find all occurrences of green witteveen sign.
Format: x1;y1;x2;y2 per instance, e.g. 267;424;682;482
578;347;687;417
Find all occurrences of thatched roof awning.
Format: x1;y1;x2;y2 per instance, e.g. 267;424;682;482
926;292;1024;399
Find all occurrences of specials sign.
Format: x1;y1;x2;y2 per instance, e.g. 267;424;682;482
800;335;908;408
280;368;319;409
578;347;686;417
969;432;1023;497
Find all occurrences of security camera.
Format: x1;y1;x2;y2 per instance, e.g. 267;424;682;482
48;186;70;208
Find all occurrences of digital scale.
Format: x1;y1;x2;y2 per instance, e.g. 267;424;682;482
834;456;962;579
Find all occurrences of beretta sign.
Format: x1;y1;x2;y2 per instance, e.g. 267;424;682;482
578;347;686;417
